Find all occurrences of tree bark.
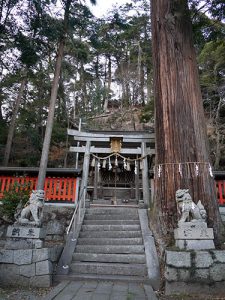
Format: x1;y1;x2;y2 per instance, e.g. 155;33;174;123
37;0;72;190
3;75;27;166
151;0;223;245
214;97;223;169
103;55;112;112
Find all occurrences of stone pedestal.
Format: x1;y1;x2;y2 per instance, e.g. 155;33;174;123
5;225;46;250
174;222;215;250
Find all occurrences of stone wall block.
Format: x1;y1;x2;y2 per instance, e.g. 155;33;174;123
32;248;49;263
195;251;213;268
14;249;32;265
36;260;53;275
178;269;190;282
46;220;64;235
30;275;52;287
0;249;14;263
166;251;191;268
210;264;225;281
165;266;178;281
52;235;63;241
19;263;35;277
212;251;225;263
50;246;63;262
0;264;21;285
194;269;209;282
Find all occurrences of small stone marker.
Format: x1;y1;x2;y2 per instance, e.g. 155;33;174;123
5;226;46;249
7;226;46;239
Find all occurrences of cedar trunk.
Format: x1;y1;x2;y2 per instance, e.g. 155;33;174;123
151;0;223;245
37;0;72;189
3;76;27;166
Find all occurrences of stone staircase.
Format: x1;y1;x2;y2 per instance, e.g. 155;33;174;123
69;207;148;281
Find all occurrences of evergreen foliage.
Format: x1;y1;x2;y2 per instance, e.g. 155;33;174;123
0;0;224;168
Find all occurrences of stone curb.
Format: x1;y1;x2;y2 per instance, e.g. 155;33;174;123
138;209;160;291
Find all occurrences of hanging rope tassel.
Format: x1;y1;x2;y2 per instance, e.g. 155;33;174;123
97;160;101;171
115;155;118;167
108;157;112;170
134;160;137;175
127;160;131;171
91;157;95;167
158;165;162;178
209;163;213;177
102;159;106;168
123;158;127;170
140;160;143;170
195;163;199;177
178;163;182;177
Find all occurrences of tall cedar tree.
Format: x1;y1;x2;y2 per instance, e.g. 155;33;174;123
151;0;224;246
37;0;96;189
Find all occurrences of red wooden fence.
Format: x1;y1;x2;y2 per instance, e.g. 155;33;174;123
0;175;225;205
216;180;225;205
0;176;78;202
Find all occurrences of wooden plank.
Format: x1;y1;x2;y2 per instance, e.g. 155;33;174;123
217;181;225;205
62;178;67;201
58;178;62;200
72;136;154;143
67;178;72;201
67;128;155;140
69;146;155;155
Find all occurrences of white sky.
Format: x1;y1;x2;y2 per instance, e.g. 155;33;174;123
90;0;133;17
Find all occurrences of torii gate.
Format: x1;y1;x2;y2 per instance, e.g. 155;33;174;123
68;129;155;207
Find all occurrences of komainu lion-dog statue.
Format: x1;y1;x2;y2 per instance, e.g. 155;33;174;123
16;190;45;226
176;189;207;225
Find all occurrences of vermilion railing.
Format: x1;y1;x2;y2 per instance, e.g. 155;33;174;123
216;180;225;206
0;176;78;202
0;175;224;205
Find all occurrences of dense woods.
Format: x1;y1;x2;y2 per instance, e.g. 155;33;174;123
0;0;224;171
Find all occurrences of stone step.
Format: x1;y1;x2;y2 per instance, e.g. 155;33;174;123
83;220;140;225
81;224;141;231
86;208;138;215
84;214;139;221
91;199;138;205
75;244;145;254
73;253;146;264
54;273;150;284
79;230;142;238
70;262;147;277
77;237;143;245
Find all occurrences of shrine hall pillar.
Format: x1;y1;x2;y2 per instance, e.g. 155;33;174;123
79;141;91;200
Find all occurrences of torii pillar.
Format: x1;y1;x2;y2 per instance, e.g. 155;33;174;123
79;141;91;200
141;142;150;207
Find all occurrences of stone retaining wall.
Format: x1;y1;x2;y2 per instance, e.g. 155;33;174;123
0;246;63;287
43;206;74;242
165;250;225;296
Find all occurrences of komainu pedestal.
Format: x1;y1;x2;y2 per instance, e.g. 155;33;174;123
5;190;46;250
174;189;215;250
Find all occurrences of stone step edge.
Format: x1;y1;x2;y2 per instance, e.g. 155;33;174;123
77;237;143;243
54;273;150;284
90;204;139;208
72;253;146;262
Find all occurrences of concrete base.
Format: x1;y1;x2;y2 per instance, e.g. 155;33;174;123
175;239;215;250
174;222;215;250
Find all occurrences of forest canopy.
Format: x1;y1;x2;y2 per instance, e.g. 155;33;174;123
0;0;224;168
